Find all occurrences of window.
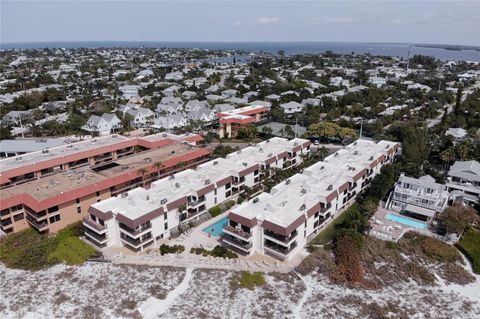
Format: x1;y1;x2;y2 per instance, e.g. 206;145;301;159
225;182;231;189
77;207;82;214
164;212;168;220
96;191;100;197
48;206;59;214
97;199;101;203
11;204;22;212
164;222;168;230
49;214;61;224
75;198;80;204
254;170;259;176
225;191;231;198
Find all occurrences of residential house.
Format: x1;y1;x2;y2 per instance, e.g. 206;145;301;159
446;160;480;205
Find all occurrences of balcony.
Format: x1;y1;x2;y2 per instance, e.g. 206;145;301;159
223;225;252;240
25;209;48;222
120;233;153;249
119;222;152;238
26;215;49;232
83;217;107;234
263;229;297;245
84;228;108;245
222;233;253;252
264;240;298;259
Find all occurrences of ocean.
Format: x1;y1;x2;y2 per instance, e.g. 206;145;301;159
1;41;479;62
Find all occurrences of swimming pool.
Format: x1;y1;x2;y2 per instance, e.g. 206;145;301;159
202;216;229;237
385;213;428;230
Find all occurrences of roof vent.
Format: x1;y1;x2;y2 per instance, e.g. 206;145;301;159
320;166;325;170
121;192;128;198
334;153;339;157
286;179;291;185
171;151;175;155
146;195;150;201
354;151;359;155
253;197;259;203
354;141;358;145
175;182;180;188
242;162;248;166
145;157;152;163
259;148;263;153
160;198;167;204
205;179;211;185
369;155;374;161
67;145;74;149
169;175;175;180
268;153;273;157
237;150;242;154
301;188;307;194
385;144;390;149
294;142;298;146
213;161;218;165
300;204;306;211
16;156;23;161
327;184;333;191
266;140;270;143
42;149;49;154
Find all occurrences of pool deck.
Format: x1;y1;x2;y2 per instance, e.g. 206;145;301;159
370;208;411;242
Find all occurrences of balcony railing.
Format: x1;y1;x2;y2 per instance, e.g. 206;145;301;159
264;229;297;244
224;225;252;239
26;215;48;231
264;240;297;256
120;233;153;248
119;223;152;236
84;228;108;243
222;234;253;251
83;217;107;232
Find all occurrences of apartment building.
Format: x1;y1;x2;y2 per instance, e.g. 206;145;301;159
0;133;209;234
389;174;449;222
446;160;480;205
217;105;268;138
83;137;311;251
223;139;400;260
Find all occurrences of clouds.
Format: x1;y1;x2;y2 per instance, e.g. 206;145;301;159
258;17;280;25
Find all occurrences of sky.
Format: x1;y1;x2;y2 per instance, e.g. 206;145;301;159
1;0;479;46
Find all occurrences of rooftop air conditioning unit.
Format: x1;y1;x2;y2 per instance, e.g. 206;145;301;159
121;193;128;198
160;198;168;204
16;157;23;161
205;179;211;185
294;142;298;146
42;149;49;154
327;184;333;191
213;161;218;165
286;179;291;185
169;175;175;180
253;198;259;203
175;182;180;188
242;162;248;166
67;145;74;149
268;153;273;157
300;204;306;211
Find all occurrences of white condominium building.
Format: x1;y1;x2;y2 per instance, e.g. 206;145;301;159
224;139;400;260
83;137;311;250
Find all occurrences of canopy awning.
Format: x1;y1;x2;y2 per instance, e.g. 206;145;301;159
405;204;436;218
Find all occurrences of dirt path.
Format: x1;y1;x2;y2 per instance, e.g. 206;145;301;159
139;267;194;319
292;270;313;319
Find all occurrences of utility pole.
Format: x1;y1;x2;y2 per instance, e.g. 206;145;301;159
295;116;298;138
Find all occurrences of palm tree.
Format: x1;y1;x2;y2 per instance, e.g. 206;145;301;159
317;146;329;160
153;161;163;179
176;161;186;171
440;148;455;172
456;143;469;160
137;167;148;187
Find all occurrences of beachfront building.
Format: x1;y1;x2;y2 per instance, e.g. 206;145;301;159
217;105;268;138
83;137;311;251
0;133;209;234
389;174;449;222
446;160;480;205
223;139;400;260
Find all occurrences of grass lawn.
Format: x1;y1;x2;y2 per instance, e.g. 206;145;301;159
457;228;480;274
0;222;97;270
240;272;266;290
309;203;358;246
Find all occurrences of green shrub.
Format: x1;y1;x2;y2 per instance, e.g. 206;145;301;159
48;236;96;265
457;228;480;274
240;272;266;290
0;223;97;270
208;206;222;217
224;200;236;210
159;244;185;255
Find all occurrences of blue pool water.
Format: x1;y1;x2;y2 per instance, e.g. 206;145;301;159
385;213;428;230
203;217;229;237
